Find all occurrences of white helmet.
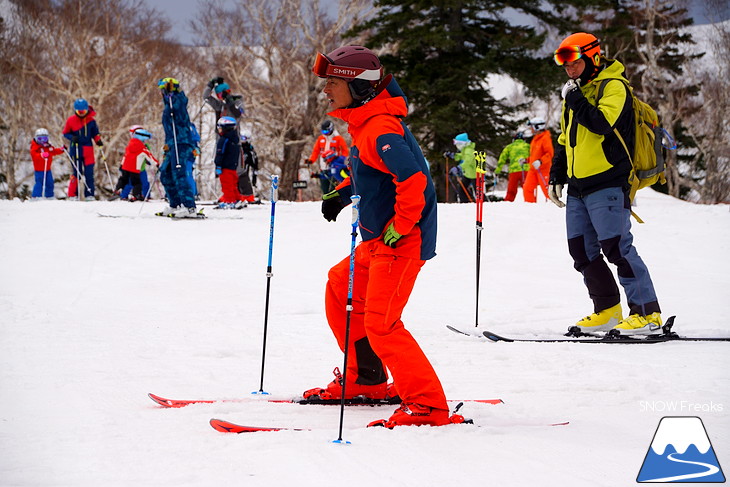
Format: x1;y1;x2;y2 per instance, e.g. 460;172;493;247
34;128;49;138
527;117;546;131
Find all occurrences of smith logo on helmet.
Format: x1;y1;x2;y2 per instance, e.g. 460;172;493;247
333;67;357;77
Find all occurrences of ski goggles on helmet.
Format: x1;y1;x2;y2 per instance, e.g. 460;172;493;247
75;109;88;116
312;52;382;81
36;135;49;144
553;46;584;66
158;77;180;91
554;38;600;66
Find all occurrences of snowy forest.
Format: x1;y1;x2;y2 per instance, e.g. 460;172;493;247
1;0;729;203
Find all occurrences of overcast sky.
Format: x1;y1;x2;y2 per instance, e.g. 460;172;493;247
145;0;726;46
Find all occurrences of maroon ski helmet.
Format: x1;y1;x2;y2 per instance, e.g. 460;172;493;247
312;45;383;82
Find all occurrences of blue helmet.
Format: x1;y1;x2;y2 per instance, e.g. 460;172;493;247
214;82;230;94
454;132;470;143
74;98;89;111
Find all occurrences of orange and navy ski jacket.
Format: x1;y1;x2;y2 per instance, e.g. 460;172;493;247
308;134;349;163
121;138;158;174
329;76;437;261
62;107;101;166
30;140;64;172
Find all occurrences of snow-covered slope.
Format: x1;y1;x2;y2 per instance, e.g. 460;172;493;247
0;192;728;486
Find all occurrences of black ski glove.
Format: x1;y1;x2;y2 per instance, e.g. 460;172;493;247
321;190;346;222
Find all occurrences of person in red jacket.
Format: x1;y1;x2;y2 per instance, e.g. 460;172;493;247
522;117;554;203
113;127;158;201
304;45;452;429
30;128;64;199
305;120;349;194
63;98;103;199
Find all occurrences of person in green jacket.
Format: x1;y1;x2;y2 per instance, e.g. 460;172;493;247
495;130;531;202
446;132;476;202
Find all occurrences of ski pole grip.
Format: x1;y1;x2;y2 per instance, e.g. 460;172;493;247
350;195;361;225
271;175;279;203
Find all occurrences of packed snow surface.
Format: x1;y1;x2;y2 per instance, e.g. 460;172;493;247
1;191;728;486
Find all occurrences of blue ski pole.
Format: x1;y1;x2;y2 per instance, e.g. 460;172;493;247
334;194;360;445
253;175;279;395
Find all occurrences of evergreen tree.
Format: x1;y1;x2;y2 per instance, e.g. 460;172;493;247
350;0;598;200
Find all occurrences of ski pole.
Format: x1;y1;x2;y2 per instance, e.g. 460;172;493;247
443;155;449;203
253;175;279;395
167;94;182;170
138;166;159;216
474;152;487;328
41;156;49;198
74;141;86;200
58;142;83;199
535;166;549;202
99;148;115;195
334;194;360;445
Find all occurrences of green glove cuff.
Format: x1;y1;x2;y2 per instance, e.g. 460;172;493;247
322;190;340;201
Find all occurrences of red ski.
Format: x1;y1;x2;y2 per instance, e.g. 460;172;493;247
210;418;310;433
149;392;503;409
209;416;568;434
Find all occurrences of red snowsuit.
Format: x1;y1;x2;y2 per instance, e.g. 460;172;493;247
30;140;64;171
325;76;447;411
121;138;158;173
523;129;554;202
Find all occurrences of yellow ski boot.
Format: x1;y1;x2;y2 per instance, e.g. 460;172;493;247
613;312;662;336
574;303;623;333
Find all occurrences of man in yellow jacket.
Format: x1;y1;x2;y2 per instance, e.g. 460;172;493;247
548;32;662;336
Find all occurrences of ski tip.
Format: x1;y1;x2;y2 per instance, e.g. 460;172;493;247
148;393;174;408
482;331;513;342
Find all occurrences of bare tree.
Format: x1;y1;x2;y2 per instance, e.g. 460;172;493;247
629;0;704;199
192;0;373;201
1;0;191;199
683;1;730;203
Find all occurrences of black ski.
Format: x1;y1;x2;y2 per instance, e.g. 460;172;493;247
481;316;730;343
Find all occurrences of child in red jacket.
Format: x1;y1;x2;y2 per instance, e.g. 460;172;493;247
113;127;158;201
30;128;64;199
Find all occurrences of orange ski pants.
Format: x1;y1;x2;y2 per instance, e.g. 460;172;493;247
523;165;550;202
325;239;448;410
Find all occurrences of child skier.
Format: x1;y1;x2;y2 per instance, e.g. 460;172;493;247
63;98;103;200
239;132;259;204
214;116;243;208
305;120;349;194
30;128;64;199
113;127;158;201
320;149;349;184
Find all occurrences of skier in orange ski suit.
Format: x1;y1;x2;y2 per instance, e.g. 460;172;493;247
523;117;554;203
303;46;450;428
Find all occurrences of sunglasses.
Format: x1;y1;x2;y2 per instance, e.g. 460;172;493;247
312;52;382;81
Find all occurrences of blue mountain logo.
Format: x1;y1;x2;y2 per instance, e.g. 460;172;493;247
637;416;726;483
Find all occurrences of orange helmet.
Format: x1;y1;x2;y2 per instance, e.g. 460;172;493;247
554;33;601;67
